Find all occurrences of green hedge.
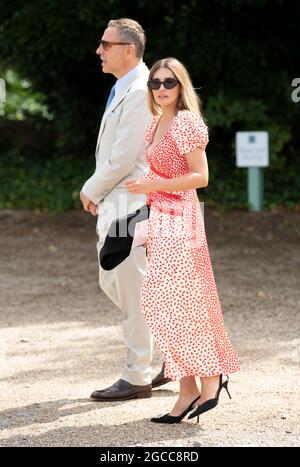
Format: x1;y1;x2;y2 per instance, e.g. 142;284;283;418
0;150;90;211
0;148;298;212
0;0;299;210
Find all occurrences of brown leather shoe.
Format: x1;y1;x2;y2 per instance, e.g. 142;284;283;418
151;363;172;389
90;378;152;401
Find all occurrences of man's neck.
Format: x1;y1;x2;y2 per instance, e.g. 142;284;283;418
115;60;143;79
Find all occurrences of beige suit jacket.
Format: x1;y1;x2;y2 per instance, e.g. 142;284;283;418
82;63;151;209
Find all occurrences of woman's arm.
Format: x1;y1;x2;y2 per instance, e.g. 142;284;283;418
125;148;209;195
156;147;209;191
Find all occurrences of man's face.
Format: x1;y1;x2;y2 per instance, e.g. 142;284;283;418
96;27;129;77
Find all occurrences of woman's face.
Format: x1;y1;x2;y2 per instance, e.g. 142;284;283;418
151;67;180;110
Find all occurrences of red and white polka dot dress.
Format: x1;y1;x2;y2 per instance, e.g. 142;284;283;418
140;110;240;381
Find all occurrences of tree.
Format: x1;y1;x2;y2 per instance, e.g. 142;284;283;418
1;0;299;208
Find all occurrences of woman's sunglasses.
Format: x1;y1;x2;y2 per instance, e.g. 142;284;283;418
147;78;179;90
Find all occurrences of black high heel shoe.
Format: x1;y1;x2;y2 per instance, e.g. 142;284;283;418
188;374;232;423
151;395;201;424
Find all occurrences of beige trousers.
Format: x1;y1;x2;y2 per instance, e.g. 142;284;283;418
96;190;153;386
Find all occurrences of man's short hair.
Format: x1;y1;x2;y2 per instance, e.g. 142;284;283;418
107;18;146;58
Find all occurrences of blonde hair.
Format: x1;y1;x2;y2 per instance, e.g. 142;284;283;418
107;18;146;58
147;57;204;118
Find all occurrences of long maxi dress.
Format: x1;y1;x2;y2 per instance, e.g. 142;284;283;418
140;110;240;381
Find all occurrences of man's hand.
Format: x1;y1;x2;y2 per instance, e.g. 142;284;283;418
88;201;98;216
80;191;98;216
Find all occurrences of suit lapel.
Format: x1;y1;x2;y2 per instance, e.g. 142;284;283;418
95;64;149;154
96;87;129;147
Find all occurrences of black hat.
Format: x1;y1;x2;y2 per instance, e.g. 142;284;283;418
99;204;150;270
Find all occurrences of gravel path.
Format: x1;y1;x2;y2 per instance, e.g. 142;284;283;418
0;208;299;447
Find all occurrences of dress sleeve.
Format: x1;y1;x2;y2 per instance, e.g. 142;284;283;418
174;111;209;156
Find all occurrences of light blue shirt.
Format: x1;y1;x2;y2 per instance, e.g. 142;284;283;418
104;85;116;111
114;62;146;98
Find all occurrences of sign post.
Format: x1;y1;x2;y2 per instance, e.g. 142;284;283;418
236;132;269;212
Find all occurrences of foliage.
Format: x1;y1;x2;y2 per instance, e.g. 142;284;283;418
0;150;90;211
0;69;53;121
0;148;298;212
0;0;299;210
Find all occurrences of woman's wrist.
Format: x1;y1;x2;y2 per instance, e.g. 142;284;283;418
152;179;163;192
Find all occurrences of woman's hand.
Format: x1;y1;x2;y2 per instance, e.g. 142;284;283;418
125;178;158;195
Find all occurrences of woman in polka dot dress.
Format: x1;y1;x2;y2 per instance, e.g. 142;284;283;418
125;58;240;424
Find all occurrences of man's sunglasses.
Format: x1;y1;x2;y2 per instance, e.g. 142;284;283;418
147;78;179;90
99;40;132;51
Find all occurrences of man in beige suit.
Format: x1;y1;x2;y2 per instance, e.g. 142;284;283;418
80;19;170;401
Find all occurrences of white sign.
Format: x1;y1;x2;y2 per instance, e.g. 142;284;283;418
236;131;269;167
0;78;6;103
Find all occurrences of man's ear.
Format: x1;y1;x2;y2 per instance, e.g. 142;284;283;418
127;43;136;56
